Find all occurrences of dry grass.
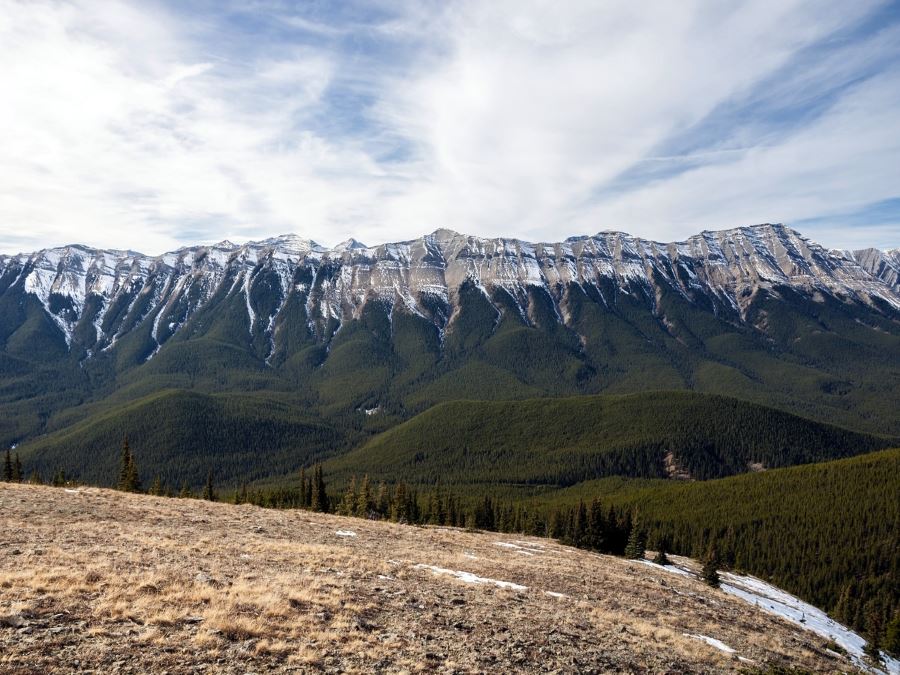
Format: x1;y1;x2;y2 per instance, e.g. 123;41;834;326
0;483;857;673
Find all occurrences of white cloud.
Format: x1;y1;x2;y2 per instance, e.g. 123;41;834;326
0;0;897;255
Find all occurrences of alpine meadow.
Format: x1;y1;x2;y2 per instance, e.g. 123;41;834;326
2;1;900;673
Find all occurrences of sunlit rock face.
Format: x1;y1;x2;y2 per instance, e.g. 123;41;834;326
1;223;898;358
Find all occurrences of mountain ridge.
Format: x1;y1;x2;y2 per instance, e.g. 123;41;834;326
1;223;898;359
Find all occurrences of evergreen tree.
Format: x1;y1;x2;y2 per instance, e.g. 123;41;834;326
117;436;141;492
148;475;162;496
355;475;372;518
702;547;721;588
52;469;66;487
339;476;358;516
117;436;131;490
298;467;308;507
3;449;12;482
12;453;22;482
586;498;606;551
624;519;646;560
884;612;900;658
28;470;42;485
391;482;408;522
235;483;248;505
311;465;327;512
653;536;671;566
376;482;389;518
179;481;191;498
202;470;217;501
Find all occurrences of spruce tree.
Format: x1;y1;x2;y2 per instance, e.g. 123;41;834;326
52;469;66;487
298;467;308;507
586;498;606;552
339;476;357;516
148;476;162;496
702;547;721;588
3;449;12;482
376;482;389;518
624;519;646;560
179;481;191;498
391;482;408;522
202;470;217;501
12;453;22;482
117;436;141;492
311;465;327;513
355;475;372;518
117;436;131;490
653;536;671;566
884;612;900;658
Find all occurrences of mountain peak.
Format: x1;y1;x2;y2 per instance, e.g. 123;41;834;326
333;238;368;253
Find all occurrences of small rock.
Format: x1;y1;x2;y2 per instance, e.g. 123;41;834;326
0;614;25;628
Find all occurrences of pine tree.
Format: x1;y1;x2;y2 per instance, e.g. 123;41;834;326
702;547;721;588
298;467;308;507
117;436;141;492
28;470;42;485
52;469;66;487
355;475;372;518
653;536;671;566
235;483;248;505
376;482;389;518
148;475;162;496
12;453;22;482
884;612;900;658
624;519;646;560
311;465;327;513
391;482;408;522
179;481;191;498
117;436;132;490
586;498;606;551
202;470;217;501
339;476;358;516
3;448;12;482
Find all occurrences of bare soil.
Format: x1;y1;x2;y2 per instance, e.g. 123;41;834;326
0;483;858;673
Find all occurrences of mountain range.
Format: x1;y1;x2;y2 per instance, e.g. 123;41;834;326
1;224;898;362
2;224;899;461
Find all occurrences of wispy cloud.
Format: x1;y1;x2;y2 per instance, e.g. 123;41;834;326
0;0;898;254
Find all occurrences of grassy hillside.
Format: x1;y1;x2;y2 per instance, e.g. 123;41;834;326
0;482;860;673
326;391;893;486
19;390;346;488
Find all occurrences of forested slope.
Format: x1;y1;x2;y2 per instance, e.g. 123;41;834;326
326;391;893;485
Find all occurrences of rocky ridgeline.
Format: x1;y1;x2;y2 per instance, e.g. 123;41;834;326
0;224;898;357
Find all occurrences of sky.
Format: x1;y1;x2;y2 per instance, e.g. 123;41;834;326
1;0;899;255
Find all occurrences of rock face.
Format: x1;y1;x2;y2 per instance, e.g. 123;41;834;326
0;223;898;360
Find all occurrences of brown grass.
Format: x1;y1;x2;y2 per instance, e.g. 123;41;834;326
0;483;858;673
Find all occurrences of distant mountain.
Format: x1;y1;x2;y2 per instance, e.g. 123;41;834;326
2;223;900;478
1;224;898;360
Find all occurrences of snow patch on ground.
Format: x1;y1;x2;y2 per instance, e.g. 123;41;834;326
683;633;735;654
638;558;897;674
545;591;567;599
637;559;692;577
414;564;527;592
334;530;357;537
494;541;544;555
720;571;900;675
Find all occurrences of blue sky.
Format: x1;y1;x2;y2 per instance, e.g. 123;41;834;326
1;0;899;254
